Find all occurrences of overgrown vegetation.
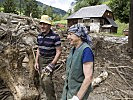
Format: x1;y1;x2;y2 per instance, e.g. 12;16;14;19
74;0;102;12
53;20;67;25
3;0;18;14
115;20;129;36
109;0;130;23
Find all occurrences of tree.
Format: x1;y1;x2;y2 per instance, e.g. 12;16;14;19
74;0;101;12
3;0;18;14
0;3;3;12
128;0;133;55
53;14;62;21
24;0;40;18
42;7;47;15
19;0;22;15
109;0;130;23
46;6;53;18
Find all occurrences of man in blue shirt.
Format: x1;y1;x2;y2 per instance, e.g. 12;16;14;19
61;23;94;100
34;15;61;100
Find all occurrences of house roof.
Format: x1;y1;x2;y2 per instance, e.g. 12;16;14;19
106;18;118;27
67;4;112;19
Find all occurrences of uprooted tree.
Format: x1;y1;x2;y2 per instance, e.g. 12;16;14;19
0;13;40;100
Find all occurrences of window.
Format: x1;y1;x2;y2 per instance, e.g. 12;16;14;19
91;19;94;23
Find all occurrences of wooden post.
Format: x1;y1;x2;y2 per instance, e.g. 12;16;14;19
128;0;133;57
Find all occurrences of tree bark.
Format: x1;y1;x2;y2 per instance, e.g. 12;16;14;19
0;46;40;100
128;0;133;57
0;13;40;100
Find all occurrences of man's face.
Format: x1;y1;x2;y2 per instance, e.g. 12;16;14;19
39;22;51;33
67;32;80;46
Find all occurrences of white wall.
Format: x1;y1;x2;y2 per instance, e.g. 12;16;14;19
89;19;100;33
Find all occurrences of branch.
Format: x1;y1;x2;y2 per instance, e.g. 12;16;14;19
92;71;108;88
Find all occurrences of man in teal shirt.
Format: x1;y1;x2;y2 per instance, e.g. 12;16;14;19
61;24;94;100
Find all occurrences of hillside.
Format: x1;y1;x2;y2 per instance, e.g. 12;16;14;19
0;0;66;16
37;1;66;15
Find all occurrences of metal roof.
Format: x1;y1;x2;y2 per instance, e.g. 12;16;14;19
67;4;112;19
106;18;118;27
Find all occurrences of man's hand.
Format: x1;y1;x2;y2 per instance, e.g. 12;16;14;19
42;64;55;73
68;96;79;100
34;62;39;71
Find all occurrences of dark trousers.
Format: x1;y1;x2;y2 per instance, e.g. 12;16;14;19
39;56;56;100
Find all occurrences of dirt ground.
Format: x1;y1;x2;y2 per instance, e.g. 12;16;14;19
53;33;133;100
0;31;133;100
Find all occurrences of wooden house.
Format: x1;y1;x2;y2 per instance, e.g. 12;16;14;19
67;4;118;33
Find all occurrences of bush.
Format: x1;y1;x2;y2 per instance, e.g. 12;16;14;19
115;20;129;36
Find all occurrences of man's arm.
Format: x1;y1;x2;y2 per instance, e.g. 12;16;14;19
51;46;62;65
34;48;40;70
76;62;93;100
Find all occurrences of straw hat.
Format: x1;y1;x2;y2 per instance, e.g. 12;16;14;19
40;15;52;25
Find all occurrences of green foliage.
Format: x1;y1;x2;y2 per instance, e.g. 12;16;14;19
115;20;129;35
109;0;130;23
102;1;110;5
53;20;67;31
0;2;4;12
62;12;71;20
89;0;102;6
53;20;67;25
0;7;4;12
74;0;101;12
53;14;62;21
0;0;66;19
45;6;53;18
3;0;18;14
42;6;54;19
24;0;40;18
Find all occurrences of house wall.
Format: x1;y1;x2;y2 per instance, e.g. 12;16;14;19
67;17;117;33
101;28;111;33
89;18;100;33
111;27;117;33
103;11;113;19
68;18;101;33
67;19;79;27
101;27;117;33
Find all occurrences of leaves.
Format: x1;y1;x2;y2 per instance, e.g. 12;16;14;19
3;0;18;14
24;0;40;18
74;0;102;12
109;0;130;23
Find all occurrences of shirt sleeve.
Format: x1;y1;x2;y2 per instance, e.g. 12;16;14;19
36;35;39;45
54;34;61;47
82;47;94;63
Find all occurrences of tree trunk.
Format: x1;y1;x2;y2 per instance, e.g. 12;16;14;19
128;0;133;57
0;46;40;100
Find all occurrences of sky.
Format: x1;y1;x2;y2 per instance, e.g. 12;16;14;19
36;0;75;11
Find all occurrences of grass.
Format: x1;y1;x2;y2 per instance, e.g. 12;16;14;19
53;20;67;25
0;7;4;12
